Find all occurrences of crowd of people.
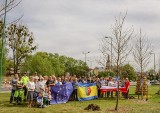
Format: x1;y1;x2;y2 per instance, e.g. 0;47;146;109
9;72;130;108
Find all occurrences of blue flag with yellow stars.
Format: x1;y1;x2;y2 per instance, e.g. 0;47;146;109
77;83;98;101
50;82;73;104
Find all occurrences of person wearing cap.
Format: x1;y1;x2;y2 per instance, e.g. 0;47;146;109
22;72;29;101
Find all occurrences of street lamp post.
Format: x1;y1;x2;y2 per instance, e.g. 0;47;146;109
87;60;94;76
87;60;94;69
153;53;156;83
82;51;90;64
0;0;7;92
82;51;90;76
150;52;156;83
105;37;113;70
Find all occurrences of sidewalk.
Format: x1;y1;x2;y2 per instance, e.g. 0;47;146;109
0;84;11;93
0;91;10;93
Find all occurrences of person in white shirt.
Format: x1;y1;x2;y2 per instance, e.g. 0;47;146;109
107;77;114;98
38;77;45;94
27;76;35;108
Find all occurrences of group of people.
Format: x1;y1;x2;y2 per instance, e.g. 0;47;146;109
10;72;52;108
9;72;130;108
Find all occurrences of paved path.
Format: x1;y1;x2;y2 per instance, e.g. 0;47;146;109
0;84;11;93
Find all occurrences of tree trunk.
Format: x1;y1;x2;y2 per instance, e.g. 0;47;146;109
13;49;16;74
115;81;119;110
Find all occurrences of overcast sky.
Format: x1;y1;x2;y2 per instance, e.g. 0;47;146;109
4;0;160;70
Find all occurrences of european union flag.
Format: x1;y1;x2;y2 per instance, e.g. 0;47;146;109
50;82;73;104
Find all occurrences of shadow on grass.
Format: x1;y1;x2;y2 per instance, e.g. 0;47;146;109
0;100;28;108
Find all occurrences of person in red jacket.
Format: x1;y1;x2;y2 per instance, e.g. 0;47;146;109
124;78;130;99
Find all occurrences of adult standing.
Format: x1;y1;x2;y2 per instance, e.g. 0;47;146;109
33;76;40;99
15;76;24;104
22;72;29;101
72;78;78;101
124;78;130;99
46;76;55;87
43;76;48;84
10;74;19;104
95;77;101;98
38;77;45;94
27;76;35;108
107;77;114;98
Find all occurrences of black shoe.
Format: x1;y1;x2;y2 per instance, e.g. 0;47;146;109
18;103;22;105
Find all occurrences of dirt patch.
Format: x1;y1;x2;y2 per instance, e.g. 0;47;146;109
84;104;101;111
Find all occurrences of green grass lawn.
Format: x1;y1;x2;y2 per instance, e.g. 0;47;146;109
0;85;160;113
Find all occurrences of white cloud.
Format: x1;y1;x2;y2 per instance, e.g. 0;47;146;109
4;0;160;69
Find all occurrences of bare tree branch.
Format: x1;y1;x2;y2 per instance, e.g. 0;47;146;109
6;14;23;25
133;29;153;73
0;0;22;18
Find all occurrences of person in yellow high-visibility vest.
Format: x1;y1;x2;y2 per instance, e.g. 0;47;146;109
22;72;29;101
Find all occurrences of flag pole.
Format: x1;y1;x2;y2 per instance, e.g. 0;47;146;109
0;0;7;92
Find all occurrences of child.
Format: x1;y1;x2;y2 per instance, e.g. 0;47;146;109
48;91;52;105
37;92;44;108
56;77;62;85
43;87;50;106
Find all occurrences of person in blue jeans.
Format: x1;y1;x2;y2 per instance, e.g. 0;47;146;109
10;74;19;104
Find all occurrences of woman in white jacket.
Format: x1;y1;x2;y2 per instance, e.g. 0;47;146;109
27;76;35;108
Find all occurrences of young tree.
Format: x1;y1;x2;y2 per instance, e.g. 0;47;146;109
112;13;133;77
6;24;37;74
100;12;133;110
112;12;134;110
133;29;153;97
133;29;152;75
